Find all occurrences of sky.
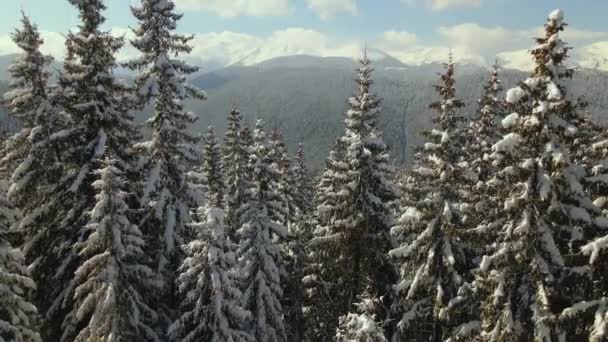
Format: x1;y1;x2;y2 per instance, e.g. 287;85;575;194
1;0;608;71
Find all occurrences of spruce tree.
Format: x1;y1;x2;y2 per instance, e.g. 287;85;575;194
389;55;472;342
438;63;507;341
475;9;607;341
268;129;291;226
0;178;41;342
237;120;288;342
303;139;349;341
307;54;399;339
268;130;306;342
71;157;159;341
292;143;314;218
1;14;65;302
223;108;249;236
170;206;253;342
202;126;224;208
30;1;153;339
127;0;207;323
468;61;504;184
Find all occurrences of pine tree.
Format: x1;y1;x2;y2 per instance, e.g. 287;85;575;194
0;14;65;304
170;206;253;342
303;139;349;341
438;63;507;341
223;108;249;236
389;55;472;342
462;61;506;246
268;130;306;342
292;143;314;218
35;1;151;339
0;178;41;342
475;9;607;341
468;61;504;184
268;128;299;224
127;0;207;324
237;120;288;342
202;126;224;208
71;157;159;341
334;291;387;342
307;55;399;339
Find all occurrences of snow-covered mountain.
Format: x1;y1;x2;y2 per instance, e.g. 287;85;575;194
2;53;608;167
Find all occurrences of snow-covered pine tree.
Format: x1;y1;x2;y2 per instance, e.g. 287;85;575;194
307;54;399;339
461;61;506;248
292;143;314;218
475;9;608;341
389;54;472;342
237;120;288;342
303;139;349;341
268;129;293;226
170;205;253;342
71;157;159;341
202;126;224;208
0;178;41;342
334;290;387;342
239;126;254;196
468;61;504;184
0;14;65;291
267;130;306;342
127;0;207;323
29;1;159;340
437;63;507;341
223;107;250;236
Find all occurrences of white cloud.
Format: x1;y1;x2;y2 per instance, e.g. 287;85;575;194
1;22;608;72
435;23;608;69
188;28;362;68
437;23;524;57
496;49;532;71
305;0;358;20
402;0;484;11
575;41;608;71
382;30;417;47
173;0;293;17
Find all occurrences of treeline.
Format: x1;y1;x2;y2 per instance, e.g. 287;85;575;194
1;2;608;342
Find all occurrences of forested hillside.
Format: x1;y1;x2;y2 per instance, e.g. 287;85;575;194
2;55;608;167
186;62;608;166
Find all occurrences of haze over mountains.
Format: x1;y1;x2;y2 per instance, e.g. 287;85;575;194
2;51;608;168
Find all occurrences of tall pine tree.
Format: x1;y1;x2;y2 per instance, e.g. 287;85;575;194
43;1;159;340
307;54;399;339
389;55;473;342
303;139;349;341
292;143;314;218
170;205;252;342
237;120;288;342
476;9;607;341
223;108;250;237
0;13;64;327
71;157;160;341
127;0;207;324
202;126;224;208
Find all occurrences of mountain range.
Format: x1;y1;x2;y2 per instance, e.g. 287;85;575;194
1;52;607;168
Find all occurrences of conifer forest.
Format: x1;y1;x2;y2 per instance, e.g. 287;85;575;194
2;1;608;341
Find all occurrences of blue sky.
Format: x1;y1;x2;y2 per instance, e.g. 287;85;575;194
1;0;608;70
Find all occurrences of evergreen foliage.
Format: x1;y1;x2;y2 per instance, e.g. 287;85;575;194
237;120;288;342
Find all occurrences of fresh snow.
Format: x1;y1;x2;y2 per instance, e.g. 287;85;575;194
506;86;526;104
